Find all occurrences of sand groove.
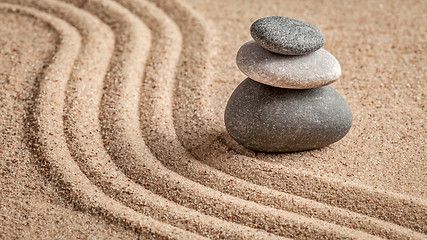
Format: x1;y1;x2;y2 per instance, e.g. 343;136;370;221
2;1;203;239
91;0;385;238
89;0;306;238
174;103;427;235
52;0;279;238
137;1;427;240
162;2;427;238
2;0;425;239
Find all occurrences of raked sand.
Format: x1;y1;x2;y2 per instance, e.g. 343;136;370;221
0;0;425;239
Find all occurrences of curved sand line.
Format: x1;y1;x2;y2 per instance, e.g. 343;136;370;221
42;0;277;238
175;103;427;234
138;1;426;240
1;1;296;239
82;0;283;238
3;0;424;238
166;36;427;237
1;1;201;239
164;2;427;237
137;5;425;236
91;0;381;238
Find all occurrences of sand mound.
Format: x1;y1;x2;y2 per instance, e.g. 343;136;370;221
0;0;425;239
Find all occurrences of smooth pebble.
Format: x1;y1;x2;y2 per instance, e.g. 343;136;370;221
250;16;325;55
224;78;352;152
236;40;341;89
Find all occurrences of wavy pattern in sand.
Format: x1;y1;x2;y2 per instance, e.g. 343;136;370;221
59;0;277;238
1;1;201;239
99;0;377;239
164;2;427;233
139;0;427;239
3;0;426;239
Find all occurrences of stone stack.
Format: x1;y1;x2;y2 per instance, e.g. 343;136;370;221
224;16;352;152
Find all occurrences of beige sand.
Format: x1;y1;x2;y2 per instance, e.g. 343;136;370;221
0;0;425;239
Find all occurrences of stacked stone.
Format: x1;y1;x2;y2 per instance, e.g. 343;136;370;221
225;16;352;152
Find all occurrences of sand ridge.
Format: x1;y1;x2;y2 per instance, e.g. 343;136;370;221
0;1;200;239
0;0;426;239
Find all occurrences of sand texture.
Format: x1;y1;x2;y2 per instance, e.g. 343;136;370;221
0;0;425;239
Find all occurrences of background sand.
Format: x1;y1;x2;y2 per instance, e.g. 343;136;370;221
0;0;425;239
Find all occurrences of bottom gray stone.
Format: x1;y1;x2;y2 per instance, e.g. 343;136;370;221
224;78;352;152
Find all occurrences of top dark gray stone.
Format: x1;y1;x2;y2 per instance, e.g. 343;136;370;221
250;16;325;55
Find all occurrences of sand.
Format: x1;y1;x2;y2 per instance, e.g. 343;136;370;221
0;0;425;239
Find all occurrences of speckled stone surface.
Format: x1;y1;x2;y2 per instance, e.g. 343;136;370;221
224;78;352;152
236;40;341;89
251;16;325;55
